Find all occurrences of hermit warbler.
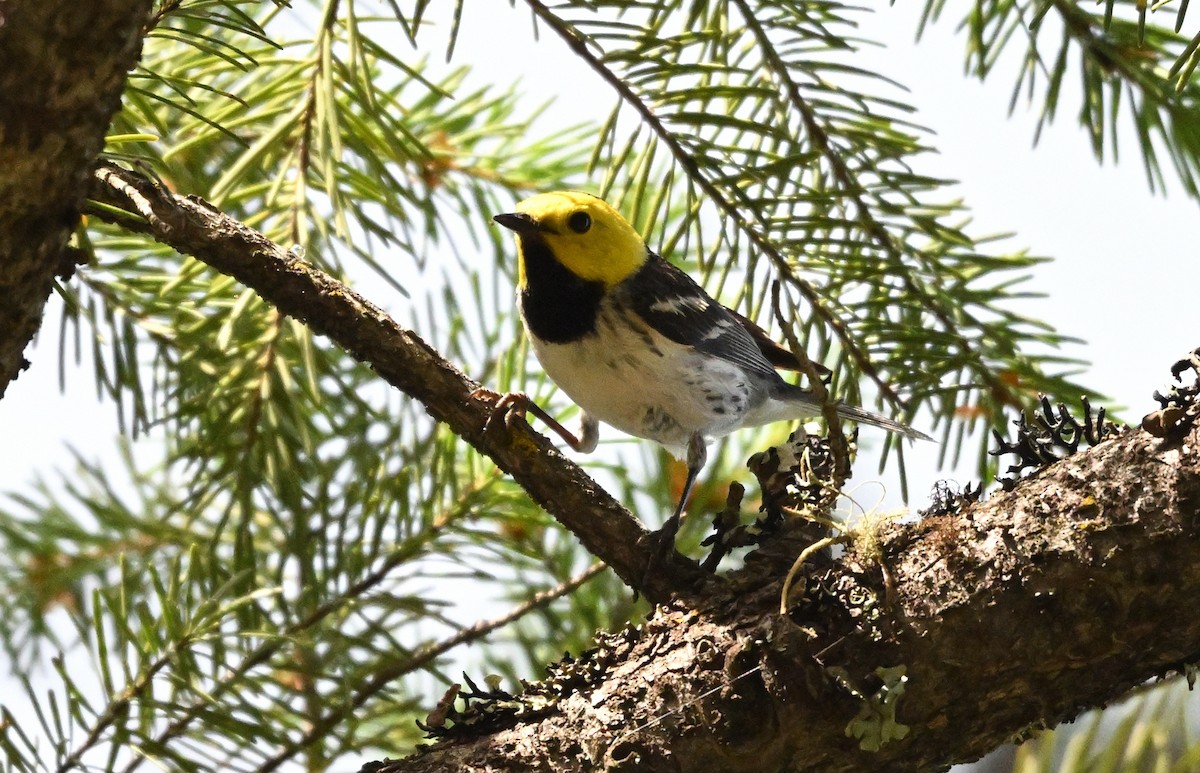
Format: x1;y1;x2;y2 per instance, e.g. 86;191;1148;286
490;190;929;558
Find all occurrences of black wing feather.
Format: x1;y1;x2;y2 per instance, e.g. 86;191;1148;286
622;253;779;381
724;305;832;382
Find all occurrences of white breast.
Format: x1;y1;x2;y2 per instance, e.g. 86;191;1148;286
527;301;756;457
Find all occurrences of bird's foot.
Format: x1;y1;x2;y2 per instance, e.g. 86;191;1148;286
638;515;682;593
472;388;533;435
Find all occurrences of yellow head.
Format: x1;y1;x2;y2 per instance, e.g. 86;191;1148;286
493;191;648;287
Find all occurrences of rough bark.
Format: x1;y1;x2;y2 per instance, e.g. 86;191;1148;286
0;0;151;398
368;420;1200;773
87;165;1200;772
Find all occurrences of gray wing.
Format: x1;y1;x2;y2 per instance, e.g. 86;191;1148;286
623;253;779;381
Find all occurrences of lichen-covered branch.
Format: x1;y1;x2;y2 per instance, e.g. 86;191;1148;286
363;418;1200;772
0;0;152;398
87;166;1200;773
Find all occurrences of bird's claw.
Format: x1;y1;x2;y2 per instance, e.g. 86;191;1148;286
638;516;681;591
469;386;500;402
473;388;533;435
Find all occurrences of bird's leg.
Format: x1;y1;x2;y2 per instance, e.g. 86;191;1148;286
473;388;598;453
642;432;707;586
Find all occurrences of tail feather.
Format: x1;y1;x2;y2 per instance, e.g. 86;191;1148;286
770;382;932;441
833;401;932;442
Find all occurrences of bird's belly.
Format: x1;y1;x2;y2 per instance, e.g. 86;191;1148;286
530;329;753;454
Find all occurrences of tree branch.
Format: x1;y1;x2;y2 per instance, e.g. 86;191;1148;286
85;163;713;604
361;418;1200;772
86;164;1200;773
0;0;152;398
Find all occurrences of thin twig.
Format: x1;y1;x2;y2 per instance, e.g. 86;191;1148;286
732;0;1001;412
779;535;845;615
249;562;608;773
770;280;850;481
57;638;191;773
115;478;490;773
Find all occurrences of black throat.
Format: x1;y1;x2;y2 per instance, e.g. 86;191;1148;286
518;236;604;343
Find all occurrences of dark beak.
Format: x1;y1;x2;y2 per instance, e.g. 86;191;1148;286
493;212;547;234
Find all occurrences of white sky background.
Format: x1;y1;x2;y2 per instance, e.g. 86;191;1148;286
0;1;1196;766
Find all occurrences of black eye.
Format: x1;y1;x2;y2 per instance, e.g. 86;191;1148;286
567;211;592;234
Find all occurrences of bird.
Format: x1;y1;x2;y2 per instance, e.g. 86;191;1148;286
488;190;930;565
